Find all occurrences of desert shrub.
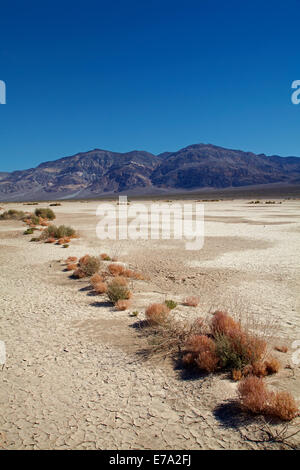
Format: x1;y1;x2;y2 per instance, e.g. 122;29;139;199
30;237;40;242
145;303;170;325
232;369;243;381
268;391;299;421
24;228;34;235
264;357;281;374
0;209;25;220
34;208;56;220
131;311;139;317
93;281;107;294
63;244;69;248
165;300;177;310
66;256;77;263
123;269;145;280
41;224;76;239
238;377;299;421
90;273;104;288
100;253;111;260
107;280;131;304
45;237;56;243
79;254;90;265
108;263;125;276
49;203;61;206
115;299;131;311
79;256;101;277
251;361;267;377
73;268;86;279
112;276;128;286
211;311;242;336
184;334;219;372
67;263;77;271
274;345;288;353
183;296;200;307
238;376;270;414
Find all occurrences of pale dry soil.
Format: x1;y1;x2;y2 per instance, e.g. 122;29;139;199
0;199;299;450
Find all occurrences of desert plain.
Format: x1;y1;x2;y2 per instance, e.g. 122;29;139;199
0;197;299;449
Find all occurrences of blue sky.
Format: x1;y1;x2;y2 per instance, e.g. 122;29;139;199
0;0;300;171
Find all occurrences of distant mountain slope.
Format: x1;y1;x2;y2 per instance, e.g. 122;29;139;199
0;144;300;201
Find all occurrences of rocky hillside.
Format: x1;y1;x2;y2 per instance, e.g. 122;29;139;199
0;144;300;200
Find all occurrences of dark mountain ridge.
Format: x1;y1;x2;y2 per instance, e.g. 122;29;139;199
0;143;299;201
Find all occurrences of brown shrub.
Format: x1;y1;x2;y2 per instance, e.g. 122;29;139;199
251;361;267;377
268;391;299;421
211;311;242;336
67;263;77;271
73;268;86;279
264;357;281;374
112;276;128;286
232;369;243;381
90;273;104;288
185;335;219;373
45;237;55;243
66;256;78;263
274;345;288;353
145;303;170;325
123;269;145;280
93;281;107;294
108;263;125;276
115;299;131;311
238;376;270;414
183;296;200;307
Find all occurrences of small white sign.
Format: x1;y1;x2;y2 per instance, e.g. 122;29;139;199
0;80;6;104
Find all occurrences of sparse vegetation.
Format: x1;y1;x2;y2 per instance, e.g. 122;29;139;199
164;299;177;310
78;255;101;277
145;303;170;325
93;281;108;294
41;224;76;240
238;376;299;421
115;299;131;311
34;207;56;220
0;209;25;220
108;263;125;276
107;279;131;304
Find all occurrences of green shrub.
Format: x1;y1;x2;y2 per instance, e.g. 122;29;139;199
34;208;56;220
79;255;101;277
165;300;177;310
30;237;40;242
0;209;25;220
41;224;76;239
49;203;61;206
63;244;69;248
24;228;34;235
107;280;131;304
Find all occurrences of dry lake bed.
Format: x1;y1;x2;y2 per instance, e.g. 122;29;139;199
0;198;299;449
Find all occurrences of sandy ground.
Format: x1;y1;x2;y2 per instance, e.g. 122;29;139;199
0;198;299;450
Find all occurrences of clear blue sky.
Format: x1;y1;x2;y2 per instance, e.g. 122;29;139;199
0;0;300;171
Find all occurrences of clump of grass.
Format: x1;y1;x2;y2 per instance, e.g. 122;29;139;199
238;376;299;421
63;244;69;248
30;237;40;242
90;273;104;288
78;255;101;277
107;279;131;304
131;311;139;317
24;228;34;235
66;256;77;263
34;208;56;220
165;300;177;310
145;303;170;325
0;209;25;220
93;281;107;294
49;203;61;206
41;224;76;240
183;296;200;307
115;299;131;311
108;263;125;276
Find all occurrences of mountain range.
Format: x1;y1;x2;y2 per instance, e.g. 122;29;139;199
1;143;300;201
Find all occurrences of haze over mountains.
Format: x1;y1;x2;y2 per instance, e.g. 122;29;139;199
1;143;300;201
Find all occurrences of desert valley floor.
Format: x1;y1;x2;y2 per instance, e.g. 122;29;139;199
0;198;299;450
